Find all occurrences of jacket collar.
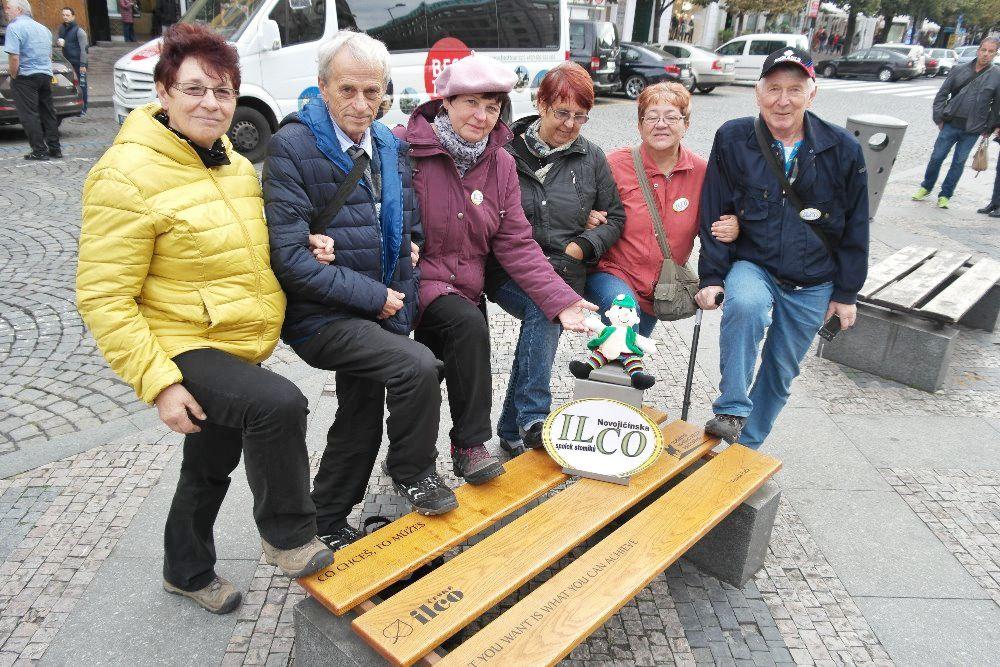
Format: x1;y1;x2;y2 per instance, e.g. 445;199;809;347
509;114;588;156
116;102;234;167
403;99;513;162
745;111;837;154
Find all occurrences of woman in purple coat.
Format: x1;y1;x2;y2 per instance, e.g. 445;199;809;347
396;55;596;485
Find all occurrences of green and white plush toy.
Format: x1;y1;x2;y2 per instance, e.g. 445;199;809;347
569;293;657;390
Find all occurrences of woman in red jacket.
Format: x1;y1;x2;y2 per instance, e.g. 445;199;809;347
586;82;738;336
396;55;596;485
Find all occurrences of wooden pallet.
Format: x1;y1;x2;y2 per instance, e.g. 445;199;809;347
860;246;1000;323
298;414;781;666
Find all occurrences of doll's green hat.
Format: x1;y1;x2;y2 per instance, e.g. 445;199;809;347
612;293;637;309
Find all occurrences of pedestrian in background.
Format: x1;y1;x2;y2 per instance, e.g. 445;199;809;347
57;6;88;114
77;23;334;615
154;0;180;35
914;38;1000;208
2;0;61;160
118;0;135;42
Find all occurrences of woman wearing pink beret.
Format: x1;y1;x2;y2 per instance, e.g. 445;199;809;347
394;55;597;485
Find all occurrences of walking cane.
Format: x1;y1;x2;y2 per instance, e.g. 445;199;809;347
681;292;724;422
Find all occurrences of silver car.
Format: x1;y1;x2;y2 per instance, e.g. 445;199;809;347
656;41;736;93
926;48;957;76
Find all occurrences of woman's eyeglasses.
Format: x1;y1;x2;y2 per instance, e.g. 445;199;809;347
171;82;239;102
551;108;590;125
641;114;686;126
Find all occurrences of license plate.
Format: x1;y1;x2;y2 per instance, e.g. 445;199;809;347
725;63;734;72
51;76;58;85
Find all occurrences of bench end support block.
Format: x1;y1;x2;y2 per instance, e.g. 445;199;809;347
294;598;385;666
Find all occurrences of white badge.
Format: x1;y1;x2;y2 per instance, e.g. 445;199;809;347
471;190;484;206
672;197;689;212
799;207;821;221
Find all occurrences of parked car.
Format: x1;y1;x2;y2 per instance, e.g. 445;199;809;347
618;42;693;99
570;20;621;95
926;48;957;76
714;33;810;82
819;47;920;82
0;52;84;127
873;43;926;75
656;40;735;93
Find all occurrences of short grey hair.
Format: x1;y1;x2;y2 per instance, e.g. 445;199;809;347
981;37;1000;48
755;70;817;94
317;30;391;86
9;0;33;16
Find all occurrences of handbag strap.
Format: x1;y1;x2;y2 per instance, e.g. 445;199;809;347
630;147;674;262
310;150;370;235
752;116;835;257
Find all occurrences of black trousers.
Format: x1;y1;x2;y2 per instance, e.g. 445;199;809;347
163;349;316;591
415;295;492;448
11;74;60;155
293;318;441;534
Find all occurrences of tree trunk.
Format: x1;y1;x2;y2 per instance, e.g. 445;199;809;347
651;0;675;44
877;12;894;43
843;6;858;54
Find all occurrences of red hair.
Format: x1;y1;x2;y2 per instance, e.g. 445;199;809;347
637;82;690;123
153;23;241;92
536;62;595;111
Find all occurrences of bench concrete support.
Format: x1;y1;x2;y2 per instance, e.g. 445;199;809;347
818;303;958;392
294;598;385;666
958;283;1000;332
573;362;644;407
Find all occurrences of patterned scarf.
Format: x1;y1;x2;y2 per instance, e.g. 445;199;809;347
433;110;488;176
521;118;575;183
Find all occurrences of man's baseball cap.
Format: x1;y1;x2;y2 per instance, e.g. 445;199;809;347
760;47;816;80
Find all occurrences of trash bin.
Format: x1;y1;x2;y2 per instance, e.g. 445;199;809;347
845;114;908;219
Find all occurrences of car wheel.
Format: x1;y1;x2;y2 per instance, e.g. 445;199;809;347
822;64;837;78
687;74;697;93
227;106;271;163
696;85;715;94
877;67;894;82
624;75;646;100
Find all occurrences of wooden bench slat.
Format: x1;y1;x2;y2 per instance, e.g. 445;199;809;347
871;250;971;308
860;246;937;299
921;258;1000;323
437;445;781;667
299;407;670;615
351;421;716;666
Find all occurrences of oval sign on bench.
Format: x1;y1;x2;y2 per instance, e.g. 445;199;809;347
542;399;664;482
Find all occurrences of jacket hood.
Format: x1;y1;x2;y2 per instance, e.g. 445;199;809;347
117;102;235;166
403;98;514;160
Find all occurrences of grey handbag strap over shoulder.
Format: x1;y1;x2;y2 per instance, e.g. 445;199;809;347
631;147;674;263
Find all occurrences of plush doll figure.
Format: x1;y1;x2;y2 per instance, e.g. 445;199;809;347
569;293;657;389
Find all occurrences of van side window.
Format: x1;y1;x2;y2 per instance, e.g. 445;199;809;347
498;0;559;50
717;41;743;56
426;0;499;48
748;40;787;56
270;0;325;47
570;22;585;50
344;0;428;51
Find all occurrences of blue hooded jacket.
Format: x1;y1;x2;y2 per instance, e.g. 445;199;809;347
263;98;421;343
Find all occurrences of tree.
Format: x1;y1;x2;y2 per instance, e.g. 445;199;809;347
651;0;676;45
722;0;803;36
833;0;880;54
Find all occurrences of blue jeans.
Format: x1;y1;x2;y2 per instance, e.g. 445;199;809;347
584;271;658;338
493;280;564;443
921;123;980;199
714;261;833;449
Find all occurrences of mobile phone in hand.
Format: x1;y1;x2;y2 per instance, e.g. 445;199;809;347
818;314;841;341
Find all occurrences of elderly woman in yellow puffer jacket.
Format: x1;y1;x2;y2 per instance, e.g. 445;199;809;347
75;24;332;615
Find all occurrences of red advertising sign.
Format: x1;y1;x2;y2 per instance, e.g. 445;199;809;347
807;0;820;19
424;37;473;95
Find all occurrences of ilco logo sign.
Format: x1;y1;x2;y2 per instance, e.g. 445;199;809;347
543;399;664;480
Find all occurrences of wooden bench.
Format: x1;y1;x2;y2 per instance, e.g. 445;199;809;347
819;245;1000;391
293;413;782;666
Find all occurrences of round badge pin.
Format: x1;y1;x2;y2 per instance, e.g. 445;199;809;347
471;190;484;206
673;197;689;212
799;208;821;221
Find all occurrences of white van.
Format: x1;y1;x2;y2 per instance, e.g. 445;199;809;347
113;0;569;161
714;33;809;82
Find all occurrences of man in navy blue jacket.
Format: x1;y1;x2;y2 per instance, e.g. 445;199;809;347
696;47;870;448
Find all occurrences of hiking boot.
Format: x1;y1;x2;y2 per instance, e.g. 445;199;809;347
499;438;527;457
390;469;458;515
261;536;334;578
163;576;241;614
569;360;593;379
937;196;949;209
452;444;505;485
911;186;929;201
978;204;997;214
630;371;656;390
705;414;747;444
318;524;364;552
522;422;544;450
24;152;49;161
48;149;63;158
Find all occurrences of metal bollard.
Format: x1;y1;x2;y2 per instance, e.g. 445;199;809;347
845;114;908;219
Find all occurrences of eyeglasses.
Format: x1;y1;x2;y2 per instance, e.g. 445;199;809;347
461;97;502;117
172;82;238;102
641;114;685;126
551;108;590;125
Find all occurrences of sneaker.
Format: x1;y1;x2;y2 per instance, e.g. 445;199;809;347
569;360;593;379
522;422;544;450
318;524;364;552
499;438;527;457
990;209;1000;219
48;149;63;158
630;371;656;390
24;152;49;161
390;470;458;515
911;187;929;201
261;536;334;578
451;444;505;485
163;575;241;614
937;196;949;209
704;414;747;444
977;204;997;214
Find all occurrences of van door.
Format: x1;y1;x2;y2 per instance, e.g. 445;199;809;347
743;39;788;81
257;0;328;117
715;39;748;80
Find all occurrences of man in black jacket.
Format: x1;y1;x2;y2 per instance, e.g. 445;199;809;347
914;38;1000;208
57;7;87;114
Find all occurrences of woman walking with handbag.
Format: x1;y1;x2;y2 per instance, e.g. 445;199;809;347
584;82;738;336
